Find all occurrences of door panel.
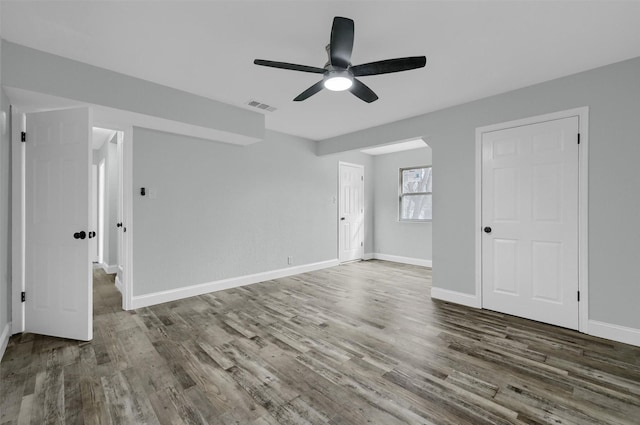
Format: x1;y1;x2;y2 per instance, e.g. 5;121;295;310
492;167;519;220
339;163;364;263
492;238;518;295
25;107;92;341
482;116;579;330
531;241;562;302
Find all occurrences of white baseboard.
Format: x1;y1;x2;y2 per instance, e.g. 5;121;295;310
363;253;374;260
99;263;118;274
0;321;12;363
588;320;640;347
370;253;432;268
131;259;340;309
115;276;123;294
431;287;481;308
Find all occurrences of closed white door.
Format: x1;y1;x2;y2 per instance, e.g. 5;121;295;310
25;107;93;341
482;116;579;329
339;162;364;263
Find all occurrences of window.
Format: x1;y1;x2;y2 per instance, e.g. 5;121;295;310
399;166;432;221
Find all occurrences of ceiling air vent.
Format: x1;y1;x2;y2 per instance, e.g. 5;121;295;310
246;99;277;113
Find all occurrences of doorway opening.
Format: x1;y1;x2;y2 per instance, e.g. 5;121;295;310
91;127;121;276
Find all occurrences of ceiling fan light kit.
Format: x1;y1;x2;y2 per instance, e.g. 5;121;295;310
254;17;426;103
324;70;353;91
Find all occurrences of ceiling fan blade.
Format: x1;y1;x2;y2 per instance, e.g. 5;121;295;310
329;17;354;69
350;78;378;103
351;56;427;77
293;80;325;101
254;59;326;74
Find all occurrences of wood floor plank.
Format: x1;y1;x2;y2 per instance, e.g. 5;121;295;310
2;261;640;424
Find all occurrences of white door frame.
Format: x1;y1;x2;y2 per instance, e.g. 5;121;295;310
475;107;589;332
11;107;26;334
95;161;103;264
11;109;135;333
338;161;365;262
88;124;134;312
121;126;134;311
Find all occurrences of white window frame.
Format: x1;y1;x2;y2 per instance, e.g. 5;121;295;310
399;165;432;222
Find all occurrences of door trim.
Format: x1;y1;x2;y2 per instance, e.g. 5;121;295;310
338;161;365;263
474;107;589;332
122;125;134;311
10;107;25;334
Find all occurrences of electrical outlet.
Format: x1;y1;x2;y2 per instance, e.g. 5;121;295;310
287;256;293;265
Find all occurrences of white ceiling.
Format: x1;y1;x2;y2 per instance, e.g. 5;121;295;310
2;1;640;141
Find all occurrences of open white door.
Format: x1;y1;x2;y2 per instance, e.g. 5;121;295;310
25;107;93;341
338;162;364;263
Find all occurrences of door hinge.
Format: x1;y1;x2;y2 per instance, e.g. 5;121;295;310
361;176;364;181
21;132;26;142
21;291;26;302
577;133;580;145
361;241;363;247
577;291;580;302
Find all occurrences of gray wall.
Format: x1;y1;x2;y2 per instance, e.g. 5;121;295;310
132;128;373;296
372;147;432;261
1;41;264;144
317;57;640;330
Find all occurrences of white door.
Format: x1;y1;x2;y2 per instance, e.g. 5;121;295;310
339;162;364;263
25;107;93;341
481;116;579;329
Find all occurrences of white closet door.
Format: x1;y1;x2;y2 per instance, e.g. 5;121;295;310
482;116;579;330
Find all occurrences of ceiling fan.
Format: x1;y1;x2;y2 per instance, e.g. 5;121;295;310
254;17;426;103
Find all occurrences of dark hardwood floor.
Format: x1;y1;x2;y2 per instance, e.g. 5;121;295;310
1;260;639;424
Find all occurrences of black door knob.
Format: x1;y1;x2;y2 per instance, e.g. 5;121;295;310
73;231;87;240
340;217;346;221
88;231;96;239
116;222;122;228
484;226;492;234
